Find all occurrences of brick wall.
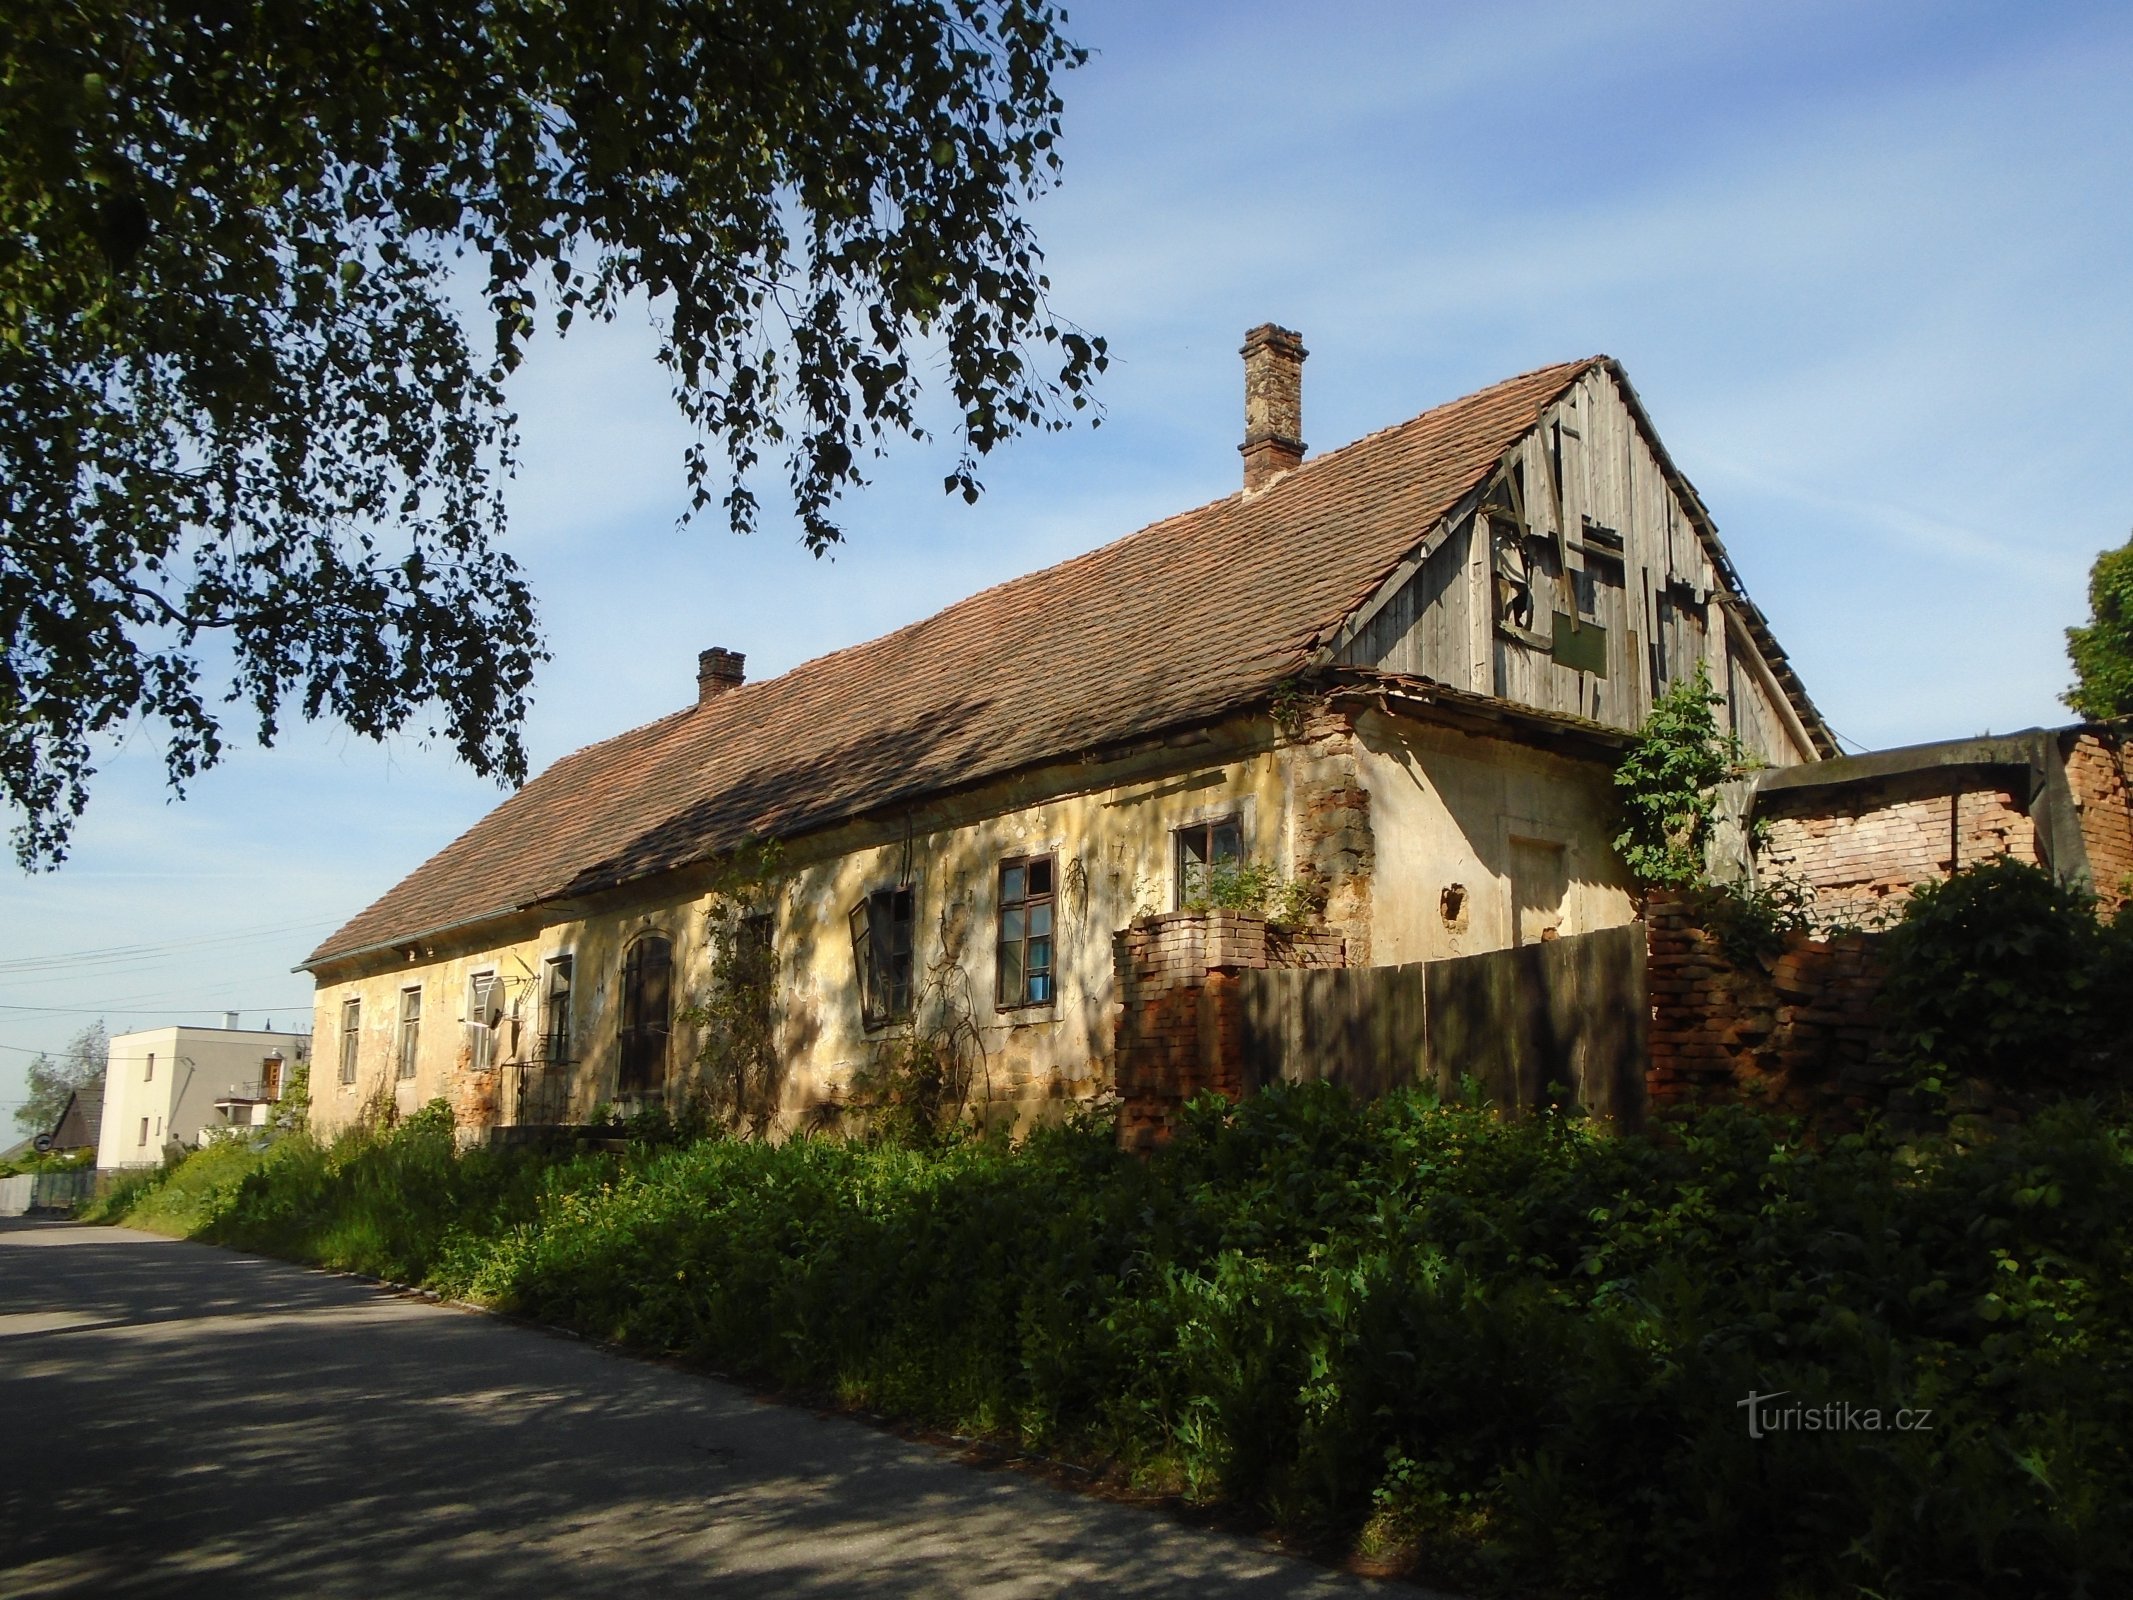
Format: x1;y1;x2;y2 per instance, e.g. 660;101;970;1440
2069;731;2133;913
1644;890;1900;1127
1113;910;1343;1149
1757;784;2037;930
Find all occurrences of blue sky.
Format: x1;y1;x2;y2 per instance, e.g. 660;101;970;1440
5;0;2130;1118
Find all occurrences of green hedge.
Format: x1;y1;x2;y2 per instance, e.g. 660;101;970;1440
102;1089;2133;1598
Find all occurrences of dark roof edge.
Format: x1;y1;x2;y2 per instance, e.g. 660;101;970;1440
1752;727;2063;797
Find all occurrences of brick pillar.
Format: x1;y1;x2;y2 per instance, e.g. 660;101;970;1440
1112;910;1266;1150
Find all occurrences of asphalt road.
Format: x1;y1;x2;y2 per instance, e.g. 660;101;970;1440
0;1220;1427;1598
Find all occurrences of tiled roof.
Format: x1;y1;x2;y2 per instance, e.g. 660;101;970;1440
307;358;1603;968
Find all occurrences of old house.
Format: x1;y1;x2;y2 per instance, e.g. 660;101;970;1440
302;330;1835;1137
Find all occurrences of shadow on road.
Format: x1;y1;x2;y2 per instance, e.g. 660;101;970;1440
0;1222;1409;1599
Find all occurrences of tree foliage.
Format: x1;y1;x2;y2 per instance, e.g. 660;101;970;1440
1611;663;1745;888
2066;534;2133;722
1883;855;2132;1085
1;0;1103;867
15;1019;107;1136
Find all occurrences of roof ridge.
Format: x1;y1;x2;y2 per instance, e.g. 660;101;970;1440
613;356;1604;748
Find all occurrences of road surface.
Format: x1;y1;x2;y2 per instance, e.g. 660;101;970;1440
0;1220;1426;1597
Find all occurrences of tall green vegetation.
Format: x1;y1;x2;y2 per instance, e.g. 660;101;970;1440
97;1087;2133;1599
1611;664;1745;889
2066;534;2133;722
1884;855;2133;1087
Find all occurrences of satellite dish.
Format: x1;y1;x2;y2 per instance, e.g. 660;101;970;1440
32;1133;53;1154
478;983;507;1029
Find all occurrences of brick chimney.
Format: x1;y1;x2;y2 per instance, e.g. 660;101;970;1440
1239;323;1307;492
696;647;745;703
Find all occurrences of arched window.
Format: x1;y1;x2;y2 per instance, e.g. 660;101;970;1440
618;934;672;1095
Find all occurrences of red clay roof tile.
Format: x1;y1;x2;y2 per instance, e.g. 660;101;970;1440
307;358;1600;967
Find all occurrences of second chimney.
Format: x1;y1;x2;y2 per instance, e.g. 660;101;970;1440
697;647;746;704
1239;323;1307;492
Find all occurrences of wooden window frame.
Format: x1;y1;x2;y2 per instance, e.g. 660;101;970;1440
338;999;359;1086
541;955;574;1065
396;985;422;1081
995;855;1056;1010
849;888;915;1031
618;934;673;1096
1173;817;1244;910
465;970;499;1073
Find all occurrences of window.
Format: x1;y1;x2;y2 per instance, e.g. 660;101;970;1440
138;1117;149;1147
1174;818;1243;909
996;856;1055;1008
144;1051;154;1083
618;934;672;1094
466;971;500;1072
339;998;360;1085
397;986;423;1081
849;888;914;1029
541;955;574;1064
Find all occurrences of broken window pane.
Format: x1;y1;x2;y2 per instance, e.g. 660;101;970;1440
850;887;915;1029
1175;818;1244;908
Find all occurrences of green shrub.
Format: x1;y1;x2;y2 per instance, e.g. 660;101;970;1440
88;1083;2133;1597
1883;856;2125;1085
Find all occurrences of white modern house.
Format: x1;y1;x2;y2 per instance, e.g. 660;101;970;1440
96;1019;310;1169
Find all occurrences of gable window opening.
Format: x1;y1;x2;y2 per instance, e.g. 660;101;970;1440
541;955;574;1065
396;986;422;1081
1175;818;1244;910
850;887;915;1030
465;970;500;1073
618;934;673;1097
338;998;360;1086
996;856;1055;1009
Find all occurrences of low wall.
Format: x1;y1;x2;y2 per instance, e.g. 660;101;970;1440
1111;911;1343;1150
1644;890;1902;1128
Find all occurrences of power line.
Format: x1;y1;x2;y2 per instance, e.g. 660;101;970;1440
0;920;332;981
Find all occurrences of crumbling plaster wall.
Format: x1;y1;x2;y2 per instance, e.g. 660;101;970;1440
1350;707;1638;966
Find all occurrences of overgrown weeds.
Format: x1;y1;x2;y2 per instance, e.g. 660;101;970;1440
93;1085;2133;1598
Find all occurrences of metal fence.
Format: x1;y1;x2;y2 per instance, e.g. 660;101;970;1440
0;1167;99;1217
1239;923;1648;1127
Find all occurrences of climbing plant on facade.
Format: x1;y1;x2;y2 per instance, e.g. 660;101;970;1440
1611;664;1746;889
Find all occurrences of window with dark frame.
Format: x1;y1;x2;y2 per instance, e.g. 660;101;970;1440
1174;818;1243;909
849;888;914;1030
996;856;1055;1008
338;999;359;1085
144;1051;154;1083
396;986;422;1080
618;935;673;1095
541;955;574;1064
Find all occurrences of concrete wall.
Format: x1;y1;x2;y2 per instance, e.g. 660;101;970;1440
97;1026;309;1168
309;701;1637;1138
